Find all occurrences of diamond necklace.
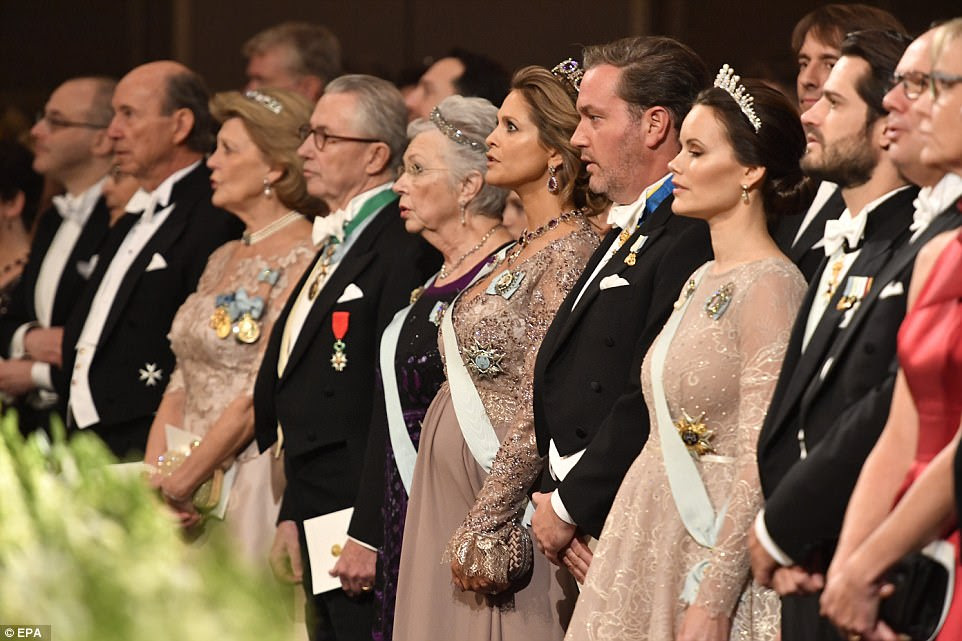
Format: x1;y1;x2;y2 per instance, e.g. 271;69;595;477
438;224;502;281
507;208;583;263
242;210;303;245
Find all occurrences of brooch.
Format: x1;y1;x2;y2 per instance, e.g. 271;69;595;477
330;311;349;371
428;300;448;326
836;275;873;311
486;269;525;299
704;282;734;320
464;340;505;378
673;278;697;310
675;409;714;456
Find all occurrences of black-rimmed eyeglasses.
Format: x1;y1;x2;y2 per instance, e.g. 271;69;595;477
35;111;109;131
892;71;929;101
298;125;380;151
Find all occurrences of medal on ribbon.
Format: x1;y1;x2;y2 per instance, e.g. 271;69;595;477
330;311;350;371
836;275;873;311
486;269;525;299
428;300;448;326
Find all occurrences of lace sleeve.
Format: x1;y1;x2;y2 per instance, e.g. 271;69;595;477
445;233;594;585
695;264;805;617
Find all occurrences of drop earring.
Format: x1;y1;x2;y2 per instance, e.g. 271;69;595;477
263;177;273;198
740;184;749;204
547;165;560;194
459;202;467;225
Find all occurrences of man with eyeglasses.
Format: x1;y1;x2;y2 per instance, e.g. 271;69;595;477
749;28;926;641
253;74;438;641
58;61;242;458
0;77;117;435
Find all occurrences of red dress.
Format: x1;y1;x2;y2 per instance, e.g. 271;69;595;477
896;228;962;640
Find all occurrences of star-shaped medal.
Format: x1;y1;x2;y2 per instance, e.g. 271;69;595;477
139;363;163;387
674;409;713;456
464;340;505;378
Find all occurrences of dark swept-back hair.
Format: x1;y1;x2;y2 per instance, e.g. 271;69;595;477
510;66;608;216
583;36;709;133
695;80;815;219
163;70;216;154
791;3;906;54
840;29;913;124
446;48;511;108
0;140;43;232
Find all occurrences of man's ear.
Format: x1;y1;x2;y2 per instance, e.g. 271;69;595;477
363;141;392;176
643;106;673;149
170;107;196;147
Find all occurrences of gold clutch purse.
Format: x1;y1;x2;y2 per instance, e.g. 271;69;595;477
155;439;225;512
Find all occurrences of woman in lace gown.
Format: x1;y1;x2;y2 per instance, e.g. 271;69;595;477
345;95;514;639
566;77;811;641
143;89;321;563
393;63;606;641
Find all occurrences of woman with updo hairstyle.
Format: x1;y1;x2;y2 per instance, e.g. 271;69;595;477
0;140;41;314
567;73;808;641
393;63;603;641
143;88;319;564
342;95;514;638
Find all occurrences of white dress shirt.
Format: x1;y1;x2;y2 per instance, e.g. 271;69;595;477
9;178;106;395
70;162;198;428
792;181;839;246
910;172;962;242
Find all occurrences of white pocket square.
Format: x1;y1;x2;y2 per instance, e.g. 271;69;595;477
145;253;167;272
879;281;904;299
336;283;364;303
599;274;630;290
76;255;98;279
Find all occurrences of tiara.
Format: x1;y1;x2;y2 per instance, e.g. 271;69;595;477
244;90;283;115
713;65;761;133
429;107;488;153
551;58;583;93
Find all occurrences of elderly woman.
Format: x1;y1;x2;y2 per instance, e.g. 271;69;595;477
143;88;321;562
340;94;513;641
393;63;605;641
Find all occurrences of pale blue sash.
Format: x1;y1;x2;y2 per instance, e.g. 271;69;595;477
649;263;730;602
439;247;535;523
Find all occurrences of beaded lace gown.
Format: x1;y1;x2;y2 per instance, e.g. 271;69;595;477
896;229;962;640
393;224;598;641
165;238;314;564
566;257;805;641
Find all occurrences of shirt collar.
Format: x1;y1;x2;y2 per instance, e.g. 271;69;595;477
606;173;672;230
125;160;201;220
52;176;107;225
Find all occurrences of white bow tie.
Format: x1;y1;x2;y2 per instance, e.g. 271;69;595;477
124;189;166;222
52;194;84;223
311;209;350;246
819;212;867;256
606;200;642;231
910;187;940;234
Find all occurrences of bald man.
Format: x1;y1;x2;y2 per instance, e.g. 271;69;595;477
60;61;241;457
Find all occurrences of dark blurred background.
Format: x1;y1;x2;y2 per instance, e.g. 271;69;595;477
1;0;957;138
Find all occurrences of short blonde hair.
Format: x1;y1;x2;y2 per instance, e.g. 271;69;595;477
210;88;324;216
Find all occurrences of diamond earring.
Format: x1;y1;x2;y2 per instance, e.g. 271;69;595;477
740;184;749;204
547;165;560;194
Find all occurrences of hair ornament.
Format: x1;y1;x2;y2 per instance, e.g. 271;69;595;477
714;64;761;133
429;107;488;153
551;58;584;93
244;90;283;115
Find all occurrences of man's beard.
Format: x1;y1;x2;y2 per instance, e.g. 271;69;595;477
801;127;878;188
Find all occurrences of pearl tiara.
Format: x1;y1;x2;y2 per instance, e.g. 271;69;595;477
244;90;283;115
714;64;761;133
429;107;488;153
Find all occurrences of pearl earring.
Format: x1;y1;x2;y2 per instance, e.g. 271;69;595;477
740;184;749;204
263;177;273;198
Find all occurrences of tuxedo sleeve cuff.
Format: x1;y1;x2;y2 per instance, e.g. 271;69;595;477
31;362;53;391
347;535;378;552
551;489;577;526
11;322;38;359
755;510;795;566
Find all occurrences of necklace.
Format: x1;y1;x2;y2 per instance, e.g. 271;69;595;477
438;224;502;281
242;210;302;246
506;208;584;265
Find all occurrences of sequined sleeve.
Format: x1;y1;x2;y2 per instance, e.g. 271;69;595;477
695;263;805;617
445;229;597;585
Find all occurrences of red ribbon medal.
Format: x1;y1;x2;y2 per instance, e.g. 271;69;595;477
330;311;350;371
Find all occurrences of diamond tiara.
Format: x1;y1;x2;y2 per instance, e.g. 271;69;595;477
244;90;283;115
551;58;584;93
714;64;761;133
429;107;488;153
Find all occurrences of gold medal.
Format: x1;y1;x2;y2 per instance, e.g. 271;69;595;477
675;410;714;456
210;306;232;339
624;252;637;266
234;312;261;344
